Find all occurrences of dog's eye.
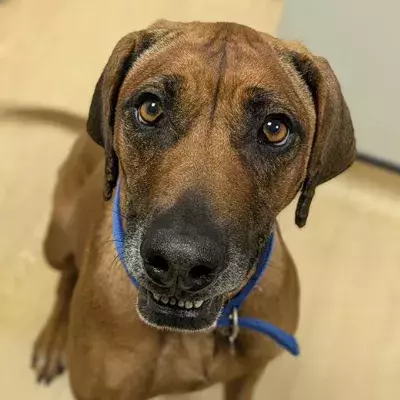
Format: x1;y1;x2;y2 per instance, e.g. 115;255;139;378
261;116;290;146
137;96;163;125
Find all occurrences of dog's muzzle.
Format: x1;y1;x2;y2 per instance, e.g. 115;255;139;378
113;181;300;355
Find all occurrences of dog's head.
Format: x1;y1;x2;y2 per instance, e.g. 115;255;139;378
87;21;355;331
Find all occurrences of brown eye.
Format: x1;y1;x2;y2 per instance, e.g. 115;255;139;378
137;97;163;125
262;117;290;146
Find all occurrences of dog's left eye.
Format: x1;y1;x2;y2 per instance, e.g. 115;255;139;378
137;96;164;125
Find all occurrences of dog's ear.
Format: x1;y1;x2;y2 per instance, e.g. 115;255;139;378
87;31;160;200
284;42;356;227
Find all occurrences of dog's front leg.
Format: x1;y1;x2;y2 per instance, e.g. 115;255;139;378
224;369;265;400
32;268;77;383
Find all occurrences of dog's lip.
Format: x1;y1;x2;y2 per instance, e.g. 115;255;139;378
136;288;224;331
135;278;213;304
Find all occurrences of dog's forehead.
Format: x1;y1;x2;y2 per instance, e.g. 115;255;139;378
124;24;285;89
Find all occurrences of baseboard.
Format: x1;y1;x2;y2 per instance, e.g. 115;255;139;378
356;152;400;174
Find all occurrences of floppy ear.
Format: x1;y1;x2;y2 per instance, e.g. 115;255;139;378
87;31;159;200
285;43;356;227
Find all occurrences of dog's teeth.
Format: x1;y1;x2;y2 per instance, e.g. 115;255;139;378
153;293;161;301
170;298;177;306
194;300;204;309
178;300;185;308
185;301;193;309
161;296;169;304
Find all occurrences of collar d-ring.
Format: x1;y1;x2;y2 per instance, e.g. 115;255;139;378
229;308;240;345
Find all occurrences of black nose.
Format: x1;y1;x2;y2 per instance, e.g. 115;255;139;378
141;229;224;292
140;198;226;293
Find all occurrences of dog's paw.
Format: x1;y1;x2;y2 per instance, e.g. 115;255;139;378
31;317;68;385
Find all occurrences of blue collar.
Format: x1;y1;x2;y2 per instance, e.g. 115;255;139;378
112;182;299;356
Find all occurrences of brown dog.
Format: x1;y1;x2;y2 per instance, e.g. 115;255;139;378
31;20;355;399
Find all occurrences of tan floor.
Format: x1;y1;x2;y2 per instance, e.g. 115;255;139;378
1;1;400;399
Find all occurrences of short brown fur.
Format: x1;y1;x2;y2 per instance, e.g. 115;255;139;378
32;20;355;399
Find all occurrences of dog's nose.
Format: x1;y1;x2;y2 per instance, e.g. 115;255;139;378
141;229;224;292
140;196;226;292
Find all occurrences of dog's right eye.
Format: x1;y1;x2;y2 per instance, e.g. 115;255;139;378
259;115;291;147
136;95;164;125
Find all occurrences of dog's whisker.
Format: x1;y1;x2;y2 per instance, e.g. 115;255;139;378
111;209;128;220
99;238;125;247
110;200;128;220
109;254;123;271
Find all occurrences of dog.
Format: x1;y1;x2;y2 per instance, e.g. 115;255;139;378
31;20;355;399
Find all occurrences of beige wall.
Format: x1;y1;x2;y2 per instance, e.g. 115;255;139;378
0;0;282;117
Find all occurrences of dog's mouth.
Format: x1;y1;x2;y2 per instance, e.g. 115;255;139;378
136;289;224;331
150;292;206;310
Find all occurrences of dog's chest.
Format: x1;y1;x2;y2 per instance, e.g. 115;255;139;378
150;331;234;395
